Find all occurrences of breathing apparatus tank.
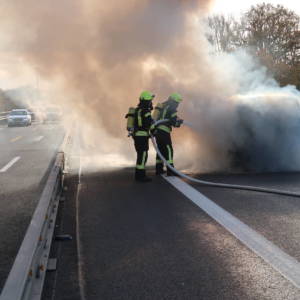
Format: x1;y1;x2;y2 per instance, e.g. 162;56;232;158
152;103;163;121
125;107;136;132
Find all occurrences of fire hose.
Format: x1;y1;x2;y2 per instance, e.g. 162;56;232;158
150;120;300;198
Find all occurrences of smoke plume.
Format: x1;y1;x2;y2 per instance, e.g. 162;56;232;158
1;0;300;172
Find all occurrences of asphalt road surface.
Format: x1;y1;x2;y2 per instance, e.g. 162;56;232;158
0;122;64;291
46;135;300;300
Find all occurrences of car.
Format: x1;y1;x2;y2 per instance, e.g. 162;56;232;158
7;109;32;127
43;106;62;123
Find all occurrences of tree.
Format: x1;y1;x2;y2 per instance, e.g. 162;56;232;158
244;3;299;66
206;14;236;52
206;3;300;88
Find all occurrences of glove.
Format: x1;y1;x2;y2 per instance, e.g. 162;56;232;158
175;119;183;128
127;128;134;137
150;128;157;136
149;124;157;136
150;129;157;136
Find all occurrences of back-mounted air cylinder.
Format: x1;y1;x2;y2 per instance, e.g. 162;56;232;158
125;107;136;131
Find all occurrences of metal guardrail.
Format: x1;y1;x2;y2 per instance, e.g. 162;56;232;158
0;130;72;300
0;112;8;122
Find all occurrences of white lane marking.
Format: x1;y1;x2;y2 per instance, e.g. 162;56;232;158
164;176;300;289
0;156;21;173
33;135;44;142
75;126;87;300
10;136;22;143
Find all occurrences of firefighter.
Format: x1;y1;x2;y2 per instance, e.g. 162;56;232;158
152;93;183;176
129;91;155;182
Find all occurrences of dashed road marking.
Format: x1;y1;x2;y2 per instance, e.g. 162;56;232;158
10;136;22;143
33;136;44;142
164;176;300;289
0;156;21;173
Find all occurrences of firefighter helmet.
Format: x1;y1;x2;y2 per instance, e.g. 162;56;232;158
169;93;183;103
140;91;155;101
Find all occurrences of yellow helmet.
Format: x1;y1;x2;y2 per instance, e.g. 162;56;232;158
169;93;182;103
140;91;155;101
169;93;183;103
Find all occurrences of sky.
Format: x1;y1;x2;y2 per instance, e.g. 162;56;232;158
211;0;300;15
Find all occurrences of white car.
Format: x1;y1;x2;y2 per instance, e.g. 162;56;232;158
7;109;32;127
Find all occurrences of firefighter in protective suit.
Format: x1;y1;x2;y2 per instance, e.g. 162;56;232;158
130;91;155;182
152;93;183;176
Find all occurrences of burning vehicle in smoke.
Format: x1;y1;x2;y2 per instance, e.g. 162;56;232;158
7;109;32;127
228;92;300;172
43;106;62;123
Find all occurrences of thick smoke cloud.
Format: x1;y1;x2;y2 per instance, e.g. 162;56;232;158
0;0;211;134
1;0;300;172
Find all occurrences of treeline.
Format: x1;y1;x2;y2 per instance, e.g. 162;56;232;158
0;89;14;112
206;3;300;89
0;88;28;112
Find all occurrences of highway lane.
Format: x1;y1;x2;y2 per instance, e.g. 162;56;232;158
48;151;300;299
0;122;65;291
191;173;300;268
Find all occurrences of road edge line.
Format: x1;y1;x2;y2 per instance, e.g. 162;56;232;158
163;175;300;289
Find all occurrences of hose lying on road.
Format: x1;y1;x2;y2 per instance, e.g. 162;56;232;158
150;120;300;198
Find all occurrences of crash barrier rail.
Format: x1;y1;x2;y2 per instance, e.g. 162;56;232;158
151;120;300;198
0;112;8;121
0;129;72;300
0;112;8;123
0;111;9;117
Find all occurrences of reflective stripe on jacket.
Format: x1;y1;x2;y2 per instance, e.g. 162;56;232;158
153;102;178;133
133;107;152;137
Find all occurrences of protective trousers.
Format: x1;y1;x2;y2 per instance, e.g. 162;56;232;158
134;136;149;179
155;130;175;175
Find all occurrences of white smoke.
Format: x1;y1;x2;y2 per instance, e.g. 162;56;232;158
179;45;300;172
1;0;300;173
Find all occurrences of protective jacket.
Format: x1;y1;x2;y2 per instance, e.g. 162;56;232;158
133;104;152;137
132;101;153;181
152;100;182;176
152;100;181;133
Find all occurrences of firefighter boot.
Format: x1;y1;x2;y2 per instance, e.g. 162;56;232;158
167;164;178;176
156;163;165;175
135;169;152;182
